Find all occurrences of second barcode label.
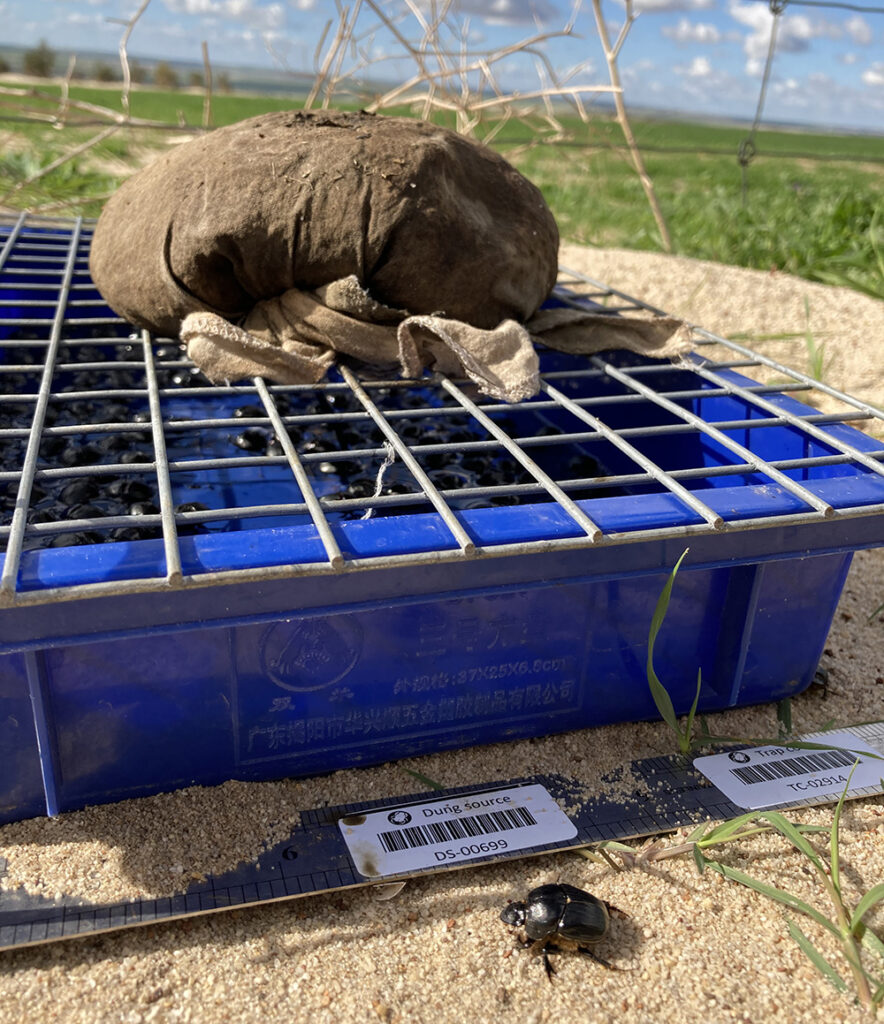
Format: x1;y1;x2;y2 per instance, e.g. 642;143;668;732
693;730;883;810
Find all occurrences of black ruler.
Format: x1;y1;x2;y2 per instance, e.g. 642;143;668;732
1;722;882;952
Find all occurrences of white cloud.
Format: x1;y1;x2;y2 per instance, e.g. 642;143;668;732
662;18;721;44
157;21;189;38
839;52;858;66
862;63;884;87
163;0;283;25
669;58;751;106
767;67;884;121
686;55;712;76
447;0;558;24
845;15;872;46
290;0;316;9
728;1;844;75
672;54;713;77
628;0;714;10
263;2;284;28
164;0;217;12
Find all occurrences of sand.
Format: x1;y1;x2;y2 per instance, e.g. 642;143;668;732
1;245;882;1024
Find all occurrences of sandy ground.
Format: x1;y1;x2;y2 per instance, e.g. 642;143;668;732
1;245;883;1024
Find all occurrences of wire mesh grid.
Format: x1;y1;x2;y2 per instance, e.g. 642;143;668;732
1;212;883;608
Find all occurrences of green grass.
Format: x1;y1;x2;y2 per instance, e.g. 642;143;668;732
507;134;884;298
696;787;884;1013
645;547;701;755
582;795;884;1012
596;552;884;1011
2;82;883;297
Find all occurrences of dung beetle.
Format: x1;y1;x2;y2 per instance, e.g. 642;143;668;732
500;883;624;979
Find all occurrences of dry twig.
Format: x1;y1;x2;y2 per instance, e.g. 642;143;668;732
115;0;152;122
305;0;366;110
202;40;214;129
308;0;607;143
55;55;77;130
589;0;672;251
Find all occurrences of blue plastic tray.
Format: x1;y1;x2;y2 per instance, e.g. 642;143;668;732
1;217;883;823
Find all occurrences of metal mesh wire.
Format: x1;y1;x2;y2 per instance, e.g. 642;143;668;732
1;212;882;607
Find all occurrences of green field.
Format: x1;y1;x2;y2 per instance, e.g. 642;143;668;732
2;82;883;299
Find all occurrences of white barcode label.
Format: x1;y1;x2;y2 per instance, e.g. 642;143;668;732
338;784;577;878
694;730;883;810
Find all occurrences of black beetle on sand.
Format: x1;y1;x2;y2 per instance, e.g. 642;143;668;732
501;883;627;980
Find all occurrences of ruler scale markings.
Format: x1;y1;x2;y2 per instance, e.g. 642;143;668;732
0;722;881;952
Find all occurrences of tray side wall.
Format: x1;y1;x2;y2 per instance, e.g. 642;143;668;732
0;551;850;822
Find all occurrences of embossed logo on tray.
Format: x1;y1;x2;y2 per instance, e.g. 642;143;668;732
261;618;363;692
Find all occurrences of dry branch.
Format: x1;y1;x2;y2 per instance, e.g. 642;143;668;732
116;0;151;121
589;0;672;252
202;41;214;129
305;1;365;110
56;55;77;129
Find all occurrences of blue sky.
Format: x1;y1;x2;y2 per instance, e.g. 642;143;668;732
3;0;884;131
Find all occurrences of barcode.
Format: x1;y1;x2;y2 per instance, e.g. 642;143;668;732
730;748;859;785
377;806;537;853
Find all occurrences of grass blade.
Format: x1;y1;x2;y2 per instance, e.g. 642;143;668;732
575;848;619;868
700;812;762;843
851;883;884;934
401;767;445;791
859;921;884;961
870;202;884;284
683;667;703;748
777;697;792;739
760;811;826;873
785;917;847;992
704;859;840;938
646;548;690;740
685;822;711;843
830;761;858;894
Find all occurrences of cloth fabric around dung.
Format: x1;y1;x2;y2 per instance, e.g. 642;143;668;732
180;276;693;402
89;109;692;401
